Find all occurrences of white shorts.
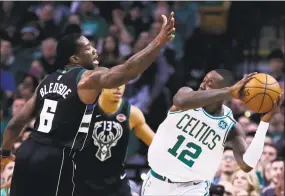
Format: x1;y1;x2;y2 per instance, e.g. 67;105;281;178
141;170;210;196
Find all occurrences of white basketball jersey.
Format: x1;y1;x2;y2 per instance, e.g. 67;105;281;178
148;105;236;182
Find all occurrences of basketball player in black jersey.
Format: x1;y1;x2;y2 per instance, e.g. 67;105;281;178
74;85;154;196
0;12;175;196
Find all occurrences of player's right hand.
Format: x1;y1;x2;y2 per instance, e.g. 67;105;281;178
155;12;176;45
262;92;284;122
0;154;15;172
229;72;257;99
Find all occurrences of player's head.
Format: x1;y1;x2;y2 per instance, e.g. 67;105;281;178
55;33;98;70
199;69;235;91
101;85;126;102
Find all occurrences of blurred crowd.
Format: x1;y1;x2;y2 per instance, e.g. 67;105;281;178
0;1;284;196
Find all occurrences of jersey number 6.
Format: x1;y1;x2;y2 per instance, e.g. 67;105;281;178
168;135;202;168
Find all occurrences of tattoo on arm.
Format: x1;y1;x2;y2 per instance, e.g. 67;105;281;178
81;41;162;89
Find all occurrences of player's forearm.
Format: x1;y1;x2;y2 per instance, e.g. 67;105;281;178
2;118;27;150
242;121;269;170
173;88;231;110
102;40;162;88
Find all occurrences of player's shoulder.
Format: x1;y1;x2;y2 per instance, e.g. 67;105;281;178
130;105;144;118
176;86;193;94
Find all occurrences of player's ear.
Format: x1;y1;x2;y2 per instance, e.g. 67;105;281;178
70;55;80;64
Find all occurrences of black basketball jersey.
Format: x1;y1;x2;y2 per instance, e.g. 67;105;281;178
31;67;96;150
75;99;131;178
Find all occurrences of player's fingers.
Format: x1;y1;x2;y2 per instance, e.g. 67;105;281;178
168;12;174;23
167;28;175;36
161;15;167;27
168;34;175;41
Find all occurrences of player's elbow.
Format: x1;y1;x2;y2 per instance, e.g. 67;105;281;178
241;166;253;173
238;162;253;173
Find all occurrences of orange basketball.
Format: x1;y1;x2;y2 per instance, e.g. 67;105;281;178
240;73;281;113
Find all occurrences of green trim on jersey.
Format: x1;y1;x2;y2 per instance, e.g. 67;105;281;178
204;181;210;196
168;110;185;115
76;69;87;84
222;120;235;145
201;108;232;120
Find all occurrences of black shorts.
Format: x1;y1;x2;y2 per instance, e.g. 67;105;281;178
74;173;132;196
10;138;75;196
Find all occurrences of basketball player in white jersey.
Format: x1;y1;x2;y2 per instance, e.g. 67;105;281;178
142;69;283;196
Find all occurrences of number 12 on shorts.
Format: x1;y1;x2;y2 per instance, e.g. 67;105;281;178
168;135;202;168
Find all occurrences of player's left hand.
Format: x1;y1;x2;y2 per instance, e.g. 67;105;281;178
261;92;284;122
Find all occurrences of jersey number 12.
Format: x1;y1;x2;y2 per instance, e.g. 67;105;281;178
168;135;202;168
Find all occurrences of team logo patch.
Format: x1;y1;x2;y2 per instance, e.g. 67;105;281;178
218;120;228;130
116;113;126;122
92;121;123;162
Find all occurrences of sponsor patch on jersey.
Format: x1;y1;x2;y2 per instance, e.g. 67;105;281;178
218;120;228;130
116;113;126;122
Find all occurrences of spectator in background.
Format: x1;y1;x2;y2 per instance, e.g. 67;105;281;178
29;59;45;80
267;49;284;83
36;3;59;40
77;1;108;39
261;144;278;166
213;148;238;184
0;1;19;41
98;35;123;66
0;39;16;98
11;96;26;117
123;2;151;40
13;23;40;82
29;1;70;26
232;169;260;196
68;13;81;25
16;74;39;100
263;158;284;196
39;37;57;74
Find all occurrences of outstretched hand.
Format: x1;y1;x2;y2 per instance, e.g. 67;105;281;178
229;72;257;99
262;92;284;122
155;12;176;45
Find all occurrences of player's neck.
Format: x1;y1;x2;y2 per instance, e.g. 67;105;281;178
203;104;224;116
99;96;122;114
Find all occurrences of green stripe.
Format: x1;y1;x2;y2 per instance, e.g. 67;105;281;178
168;110;184;114
222;121;235;145
204;181;210;196
76;69;87;84
201;108;231;120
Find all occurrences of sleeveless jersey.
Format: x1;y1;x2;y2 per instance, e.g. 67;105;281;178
75;99;131;178
148;105;236;182
32;67;96;150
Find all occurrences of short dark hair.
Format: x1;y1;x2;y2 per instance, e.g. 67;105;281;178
224;146;233;152
271;157;284;164
55;33;82;68
264;143;277;151
214;69;236;86
268;49;284;61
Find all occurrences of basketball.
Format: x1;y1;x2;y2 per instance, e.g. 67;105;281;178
240;73;281;113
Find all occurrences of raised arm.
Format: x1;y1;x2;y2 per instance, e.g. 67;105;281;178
173;73;255;111
130;106;154;146
78;12;175;90
2;93;36;151
226;94;283;172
